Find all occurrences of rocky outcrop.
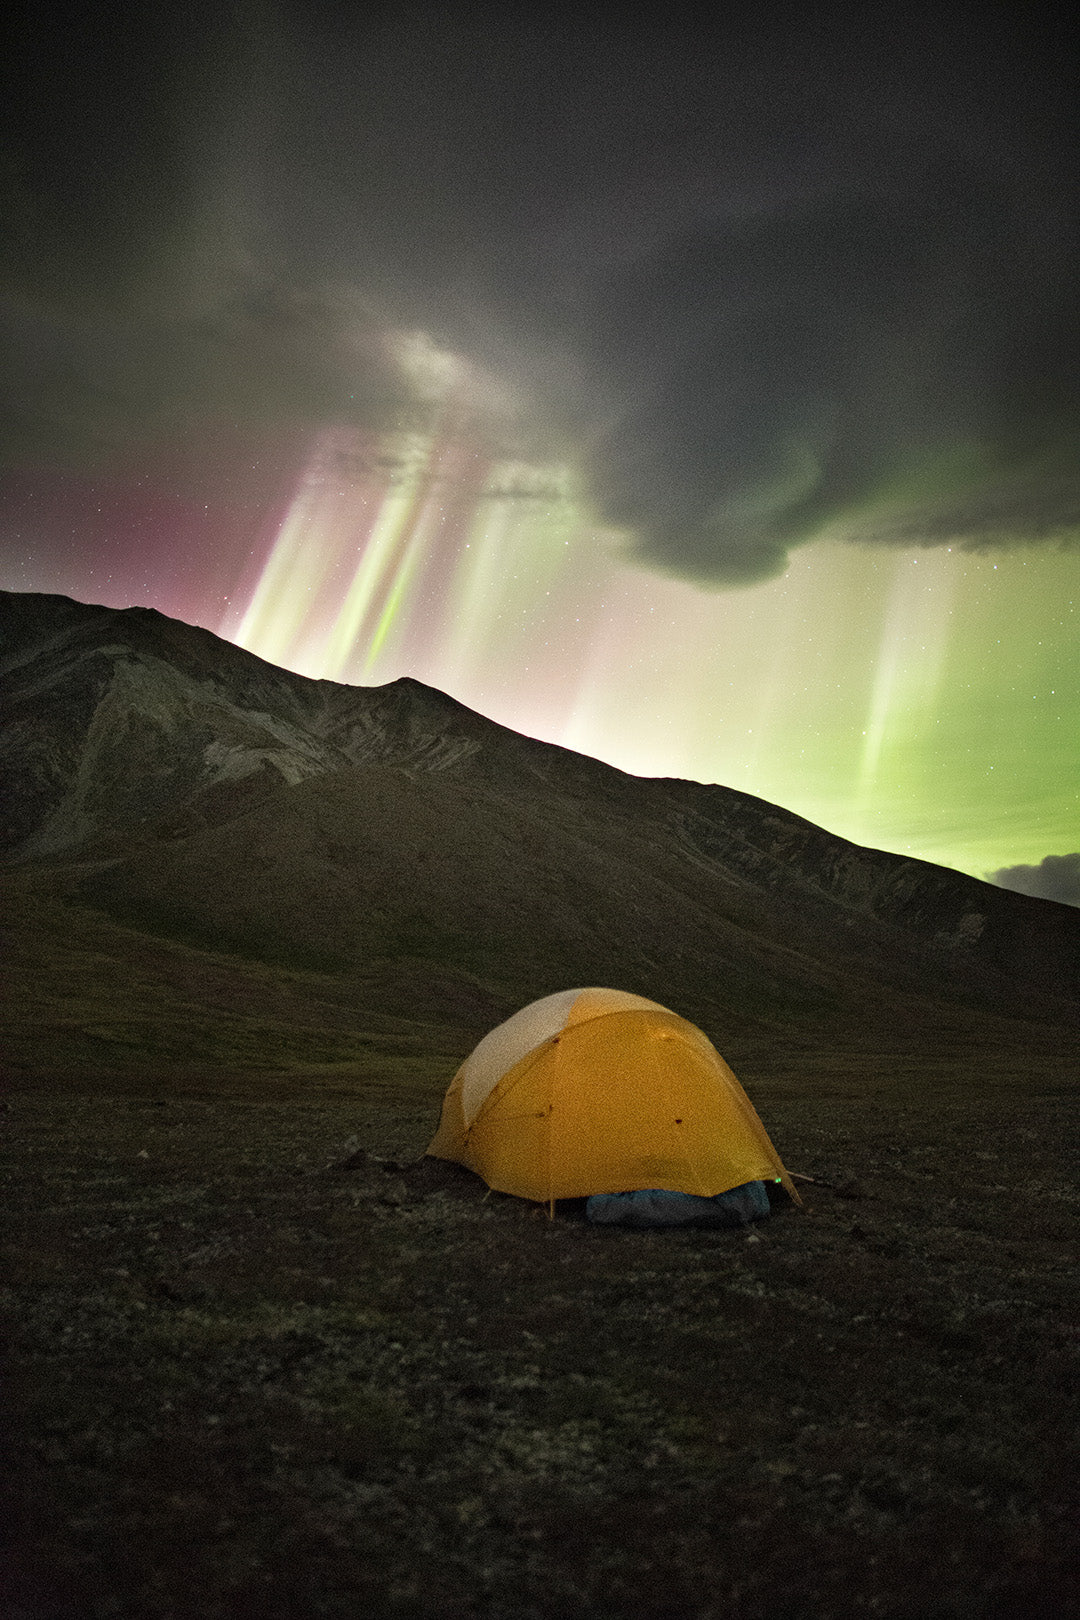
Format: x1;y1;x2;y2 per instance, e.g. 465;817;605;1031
0;594;481;856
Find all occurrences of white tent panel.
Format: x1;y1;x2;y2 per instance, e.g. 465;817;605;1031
459;987;668;1125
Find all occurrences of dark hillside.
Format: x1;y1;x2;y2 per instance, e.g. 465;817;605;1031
3;589;1076;1053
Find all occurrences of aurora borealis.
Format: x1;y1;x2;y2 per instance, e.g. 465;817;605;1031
2;4;1077;896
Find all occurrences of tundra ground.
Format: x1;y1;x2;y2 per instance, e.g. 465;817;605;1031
2;1062;1077;1620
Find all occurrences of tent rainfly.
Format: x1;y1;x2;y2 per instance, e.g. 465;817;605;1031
426;987;801;1212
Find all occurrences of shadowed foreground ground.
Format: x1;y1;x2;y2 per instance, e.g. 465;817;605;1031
2;1065;1077;1620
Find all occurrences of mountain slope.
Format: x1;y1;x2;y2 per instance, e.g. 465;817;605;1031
2;589;1077;1042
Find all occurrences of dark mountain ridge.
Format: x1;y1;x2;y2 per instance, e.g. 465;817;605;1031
2;588;1077;1043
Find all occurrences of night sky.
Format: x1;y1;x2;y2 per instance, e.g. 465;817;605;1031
2;3;1077;898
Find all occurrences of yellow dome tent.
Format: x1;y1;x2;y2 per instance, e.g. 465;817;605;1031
427;987;800;1209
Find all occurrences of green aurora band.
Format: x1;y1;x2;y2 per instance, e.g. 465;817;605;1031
230;428;1077;883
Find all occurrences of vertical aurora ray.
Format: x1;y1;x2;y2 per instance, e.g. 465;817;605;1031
318;442;430;682
437;501;528;686
364;436;497;681
854;550;957;839
319;433;500;684
232;496;328;670
231;424;472;685
233;427;389;674
353;477;446;678
434;464;585;719
227;429;1077;886
231;410;587;698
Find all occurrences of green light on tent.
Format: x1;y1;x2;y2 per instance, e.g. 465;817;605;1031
775;1177;781;1182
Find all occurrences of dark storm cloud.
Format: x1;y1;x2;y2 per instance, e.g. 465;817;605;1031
0;3;419;488
3;2;1079;579
578;169;1080;581
991;854;1080;909
0;270;410;487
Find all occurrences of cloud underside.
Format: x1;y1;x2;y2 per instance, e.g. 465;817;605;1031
580;186;1080;582
5;184;1078;587
3;11;1079;586
990;854;1080;909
